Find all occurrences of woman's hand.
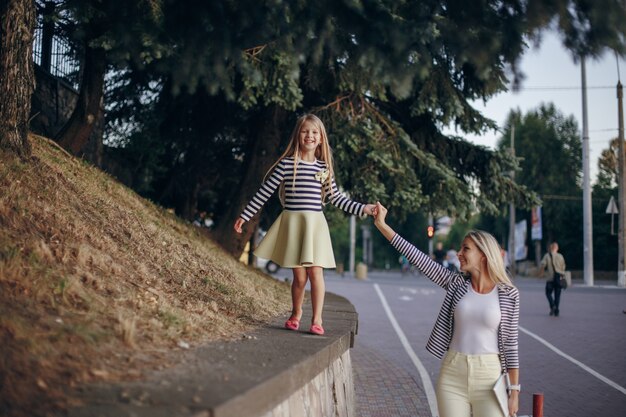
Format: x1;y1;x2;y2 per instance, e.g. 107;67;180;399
373;202;395;242
508;390;519;417
234;218;245;234
373;202;388;227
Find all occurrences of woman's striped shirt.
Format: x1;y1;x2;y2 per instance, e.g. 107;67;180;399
391;233;520;372
240;157;364;221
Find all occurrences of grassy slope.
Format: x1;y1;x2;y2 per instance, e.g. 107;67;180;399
0;134;291;416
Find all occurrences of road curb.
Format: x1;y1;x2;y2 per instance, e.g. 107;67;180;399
66;292;359;417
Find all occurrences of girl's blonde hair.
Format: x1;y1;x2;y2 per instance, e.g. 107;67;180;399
465;230;514;287
264;114;335;204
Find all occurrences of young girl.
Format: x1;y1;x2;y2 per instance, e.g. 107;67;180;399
234;114;375;335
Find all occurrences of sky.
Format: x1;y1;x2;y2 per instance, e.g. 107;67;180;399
448;31;625;183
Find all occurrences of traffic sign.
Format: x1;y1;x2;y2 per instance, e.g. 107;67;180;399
606;196;619;214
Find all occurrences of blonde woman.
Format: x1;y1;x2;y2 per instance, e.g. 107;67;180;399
234;114;375;335
372;202;520;417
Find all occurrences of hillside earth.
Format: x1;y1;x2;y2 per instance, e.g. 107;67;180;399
0;134;291;417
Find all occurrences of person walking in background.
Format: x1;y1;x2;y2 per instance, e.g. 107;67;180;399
234;114;375;336
372;202;520;417
540;242;566;317
433;241;447;265
446;246;460;272
399;255;411;275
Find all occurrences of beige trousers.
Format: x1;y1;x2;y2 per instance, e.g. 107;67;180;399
436;350;505;417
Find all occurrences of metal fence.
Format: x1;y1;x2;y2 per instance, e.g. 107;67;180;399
32;2;80;90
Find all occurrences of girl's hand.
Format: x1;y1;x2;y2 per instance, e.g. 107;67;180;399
234;218;245;234
364;204;377;216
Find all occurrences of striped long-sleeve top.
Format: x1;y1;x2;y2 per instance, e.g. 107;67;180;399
391;233;520;372
239;157;365;222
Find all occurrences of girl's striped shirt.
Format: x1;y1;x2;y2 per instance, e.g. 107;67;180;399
240;157;364;221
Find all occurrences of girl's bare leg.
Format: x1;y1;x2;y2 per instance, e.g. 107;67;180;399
290;267;308;320
307;266;325;325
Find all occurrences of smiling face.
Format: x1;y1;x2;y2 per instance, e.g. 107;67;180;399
298;120;322;156
458;237;485;274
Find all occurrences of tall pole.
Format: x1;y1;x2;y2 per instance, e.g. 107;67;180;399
508;126;517;277
349;215;356;275
581;56;595;286
617;81;626;287
428;214;434;257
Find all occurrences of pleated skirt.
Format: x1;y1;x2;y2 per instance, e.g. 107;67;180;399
254;210;336;268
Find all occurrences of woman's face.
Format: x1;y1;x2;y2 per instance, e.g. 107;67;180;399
458;237;484;274
298;120;321;153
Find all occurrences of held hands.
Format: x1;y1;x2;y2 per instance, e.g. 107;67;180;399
234;218;245;234
363;204;377;216
373;202;387;227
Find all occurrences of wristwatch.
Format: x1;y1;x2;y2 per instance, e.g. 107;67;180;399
508;384;521;392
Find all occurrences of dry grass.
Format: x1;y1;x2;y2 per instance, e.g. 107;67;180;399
0;134;291;417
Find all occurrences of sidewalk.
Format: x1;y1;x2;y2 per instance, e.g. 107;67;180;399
352;345;431;417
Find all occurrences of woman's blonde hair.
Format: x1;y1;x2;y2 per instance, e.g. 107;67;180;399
264;114;335;204
465;230;514;287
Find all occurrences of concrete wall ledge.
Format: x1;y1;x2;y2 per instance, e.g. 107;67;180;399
67;292;359;417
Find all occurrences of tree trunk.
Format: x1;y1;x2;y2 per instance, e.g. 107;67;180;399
213;106;289;257
0;0;35;158
56;42;106;155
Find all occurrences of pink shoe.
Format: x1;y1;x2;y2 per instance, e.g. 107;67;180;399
284;317;300;331
309;324;325;335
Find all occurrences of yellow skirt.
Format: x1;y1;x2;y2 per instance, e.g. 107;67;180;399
254;210;336;268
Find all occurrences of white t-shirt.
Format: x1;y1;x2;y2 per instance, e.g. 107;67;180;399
449;285;501;355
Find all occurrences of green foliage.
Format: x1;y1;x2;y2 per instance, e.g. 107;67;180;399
58;0;626;242
445;214;480;250
592;138;620;271
486;103;617;271
498;104;584;263
596;138;619;189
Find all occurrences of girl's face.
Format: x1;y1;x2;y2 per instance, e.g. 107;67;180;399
298;120;321;153
458;237;484;274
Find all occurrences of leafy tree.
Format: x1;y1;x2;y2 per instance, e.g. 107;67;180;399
596;138;619;190
593;138;620;271
498;104;583;264
51;0;626;257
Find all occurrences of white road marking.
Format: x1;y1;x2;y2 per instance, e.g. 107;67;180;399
399;287;436;296
520;326;626;395
399;295;414;301
374;283;439;417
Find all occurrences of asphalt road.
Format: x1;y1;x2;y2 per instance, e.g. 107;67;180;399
301;269;626;417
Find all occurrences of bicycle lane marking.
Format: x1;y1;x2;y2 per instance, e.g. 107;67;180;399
520;325;626;395
373;283;439;417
